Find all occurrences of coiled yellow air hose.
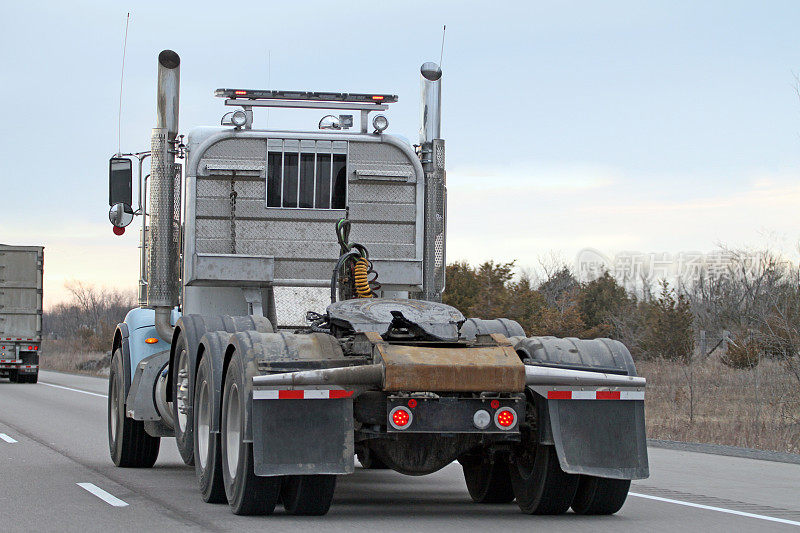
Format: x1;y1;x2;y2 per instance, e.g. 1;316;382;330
353;257;373;298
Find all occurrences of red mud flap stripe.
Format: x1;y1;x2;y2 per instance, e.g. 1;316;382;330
253;389;354;400
546;390;644;400
0;365;38;369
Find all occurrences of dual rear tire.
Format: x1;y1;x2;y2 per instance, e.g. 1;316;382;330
462;444;631;515
218;350;336;515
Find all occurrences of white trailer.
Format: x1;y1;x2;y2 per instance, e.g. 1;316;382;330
0;244;43;383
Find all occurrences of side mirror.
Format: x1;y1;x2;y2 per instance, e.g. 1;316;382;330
109;202;134;228
109;157;133;207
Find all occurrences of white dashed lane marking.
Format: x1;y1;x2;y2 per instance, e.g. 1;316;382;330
629;492;800;528
77;483;129;507
41;382;107;398
0;433;17;443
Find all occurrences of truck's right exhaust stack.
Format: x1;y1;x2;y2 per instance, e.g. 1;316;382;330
149;50;181;341
420;62;446;302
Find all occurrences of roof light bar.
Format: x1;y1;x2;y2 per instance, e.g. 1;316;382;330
215;88;398;104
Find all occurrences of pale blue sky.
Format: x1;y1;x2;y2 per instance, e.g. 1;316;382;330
1;1;799;305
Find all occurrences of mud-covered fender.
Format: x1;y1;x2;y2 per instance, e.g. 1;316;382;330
516;336;649;480
224;330;354;476
167;314;272;402
224;330;345;442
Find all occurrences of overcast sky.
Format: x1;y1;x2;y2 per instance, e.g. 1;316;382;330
2;1;800;307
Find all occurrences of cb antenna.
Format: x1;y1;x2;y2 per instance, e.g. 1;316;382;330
117;12;130;155
439;25;446;68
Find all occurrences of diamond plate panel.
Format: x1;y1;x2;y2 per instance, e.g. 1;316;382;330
203;138;266;160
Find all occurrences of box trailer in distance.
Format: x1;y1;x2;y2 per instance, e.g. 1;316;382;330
0;244;43;383
105;50;648;518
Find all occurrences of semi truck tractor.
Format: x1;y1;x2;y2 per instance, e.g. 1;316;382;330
0;244;43;384
106;50;648;517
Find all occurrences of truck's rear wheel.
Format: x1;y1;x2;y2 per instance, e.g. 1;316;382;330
194;354;226;503
461;455;515;503
571;476;631;515
281;475;336;515
172;331;195;466
509;444;578;514
356;446;389;469
221;351;281;515
108;349;160;467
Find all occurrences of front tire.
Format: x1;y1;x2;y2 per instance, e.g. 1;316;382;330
221;350;281;515
281;475;337;515
172;331;195;466
108;349;160;467
194;354;226;503
571;476;631;515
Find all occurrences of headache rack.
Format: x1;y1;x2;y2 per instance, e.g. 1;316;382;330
215;89;398;132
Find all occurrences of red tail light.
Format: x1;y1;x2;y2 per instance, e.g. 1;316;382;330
495;408;517;429
389;406;413;430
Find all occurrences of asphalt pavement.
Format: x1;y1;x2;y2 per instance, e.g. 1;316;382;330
0;370;798;532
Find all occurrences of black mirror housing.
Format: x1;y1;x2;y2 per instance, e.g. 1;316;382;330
109;157;133;207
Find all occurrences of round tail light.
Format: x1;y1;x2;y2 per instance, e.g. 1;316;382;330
389;406;413;430
494;408;517;430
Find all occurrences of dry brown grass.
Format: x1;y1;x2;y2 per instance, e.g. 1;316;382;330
39;339;109;376
638;356;800;454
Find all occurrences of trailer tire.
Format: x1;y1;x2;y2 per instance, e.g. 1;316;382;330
8;370;19;383
108;349;160;467
194;354;226;503
461;456;515;503
571;476;631;515
509;444;578;514
281;475;337;515
172;331;195;466
221;351;281;515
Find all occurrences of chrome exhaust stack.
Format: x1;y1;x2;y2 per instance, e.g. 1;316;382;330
149;50;181;342
419;62;446;302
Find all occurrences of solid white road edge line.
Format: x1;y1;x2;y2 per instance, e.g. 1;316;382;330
629;492;800;528
41;382;107;398
77;483;129;507
0;433;18;443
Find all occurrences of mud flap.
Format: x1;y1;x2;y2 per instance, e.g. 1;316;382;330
539;392;649;480
251;393;354;476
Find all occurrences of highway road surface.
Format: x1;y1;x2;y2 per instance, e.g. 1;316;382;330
1;370;799;532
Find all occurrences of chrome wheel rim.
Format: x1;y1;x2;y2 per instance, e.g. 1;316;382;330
197;379;210;469
176;349;189;432
110;377;118;440
225;383;241;479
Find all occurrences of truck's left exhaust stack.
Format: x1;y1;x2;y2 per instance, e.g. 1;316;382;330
149;50;181;341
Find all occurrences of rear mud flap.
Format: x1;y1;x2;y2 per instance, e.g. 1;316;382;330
538;390;649;479
251;394;354;476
